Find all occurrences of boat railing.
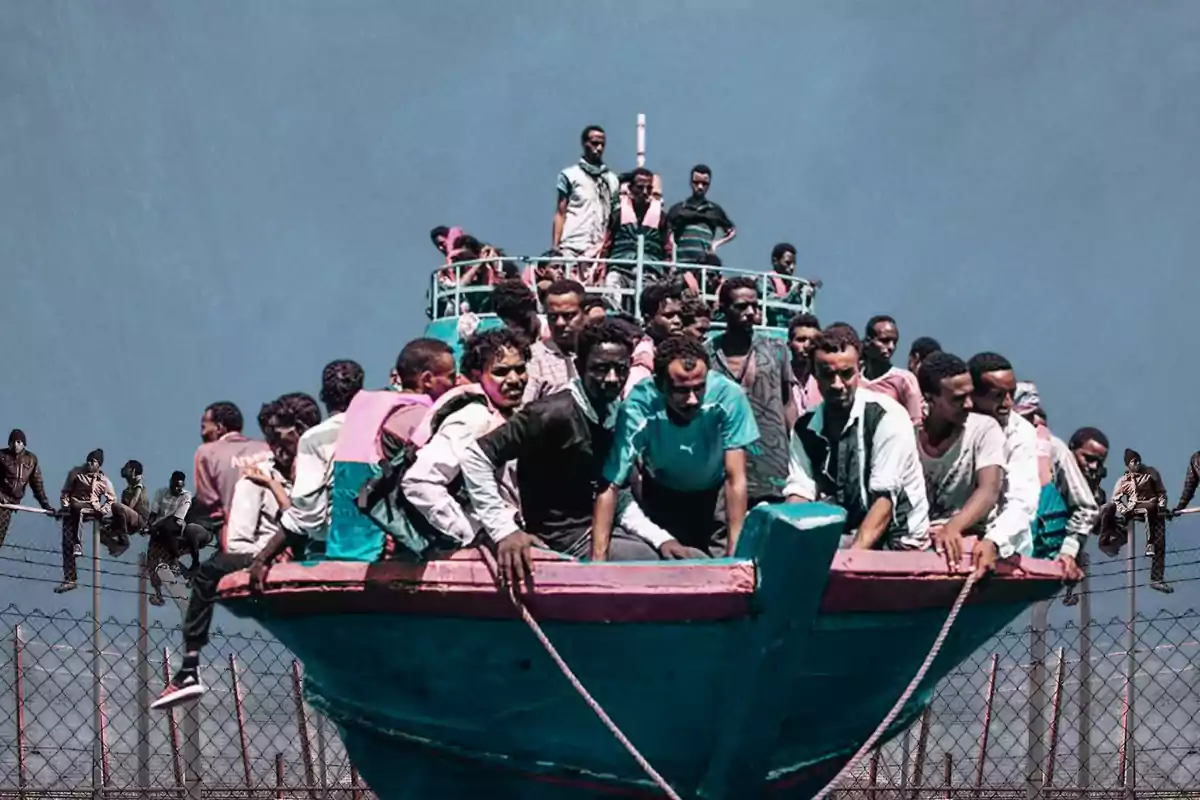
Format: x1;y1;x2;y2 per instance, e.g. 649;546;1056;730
427;235;818;327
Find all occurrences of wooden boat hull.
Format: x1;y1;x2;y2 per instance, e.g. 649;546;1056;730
219;503;1063;799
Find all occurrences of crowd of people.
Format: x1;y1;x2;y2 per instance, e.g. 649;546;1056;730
0;124;1193;718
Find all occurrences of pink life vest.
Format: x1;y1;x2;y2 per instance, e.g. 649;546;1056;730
410;384;508;448
768;273;791;298
334;390;434;465
619;195;662;229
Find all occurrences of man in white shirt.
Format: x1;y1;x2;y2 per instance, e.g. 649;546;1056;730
277;360;364;554
784;325;930;550
152;393;318;710
967;352;1038;561
916;352;1007;578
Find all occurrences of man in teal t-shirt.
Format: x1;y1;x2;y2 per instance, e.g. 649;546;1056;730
591;335;759;559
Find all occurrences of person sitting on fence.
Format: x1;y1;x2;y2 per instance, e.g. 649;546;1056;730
784;325;929;551
399;329;530;556
1009;383;1098;583
1102;449;1172;594
907;336;942;377
1172;448;1200;515
100;459;151;558
1062;426;1109;605
0;429;54;550
621;282;684;399
602;167;672;305
144;470;196;608
681;297;712;341
274;360;364;558
860;315;924;425
916;353;1006;579
56;449;117;594
152;394;319;711
787;313;823;416
462;321;670;585
524;279;586;403
187;401;272;548
966;353;1038;563
594;335;759;558
708;277;796;506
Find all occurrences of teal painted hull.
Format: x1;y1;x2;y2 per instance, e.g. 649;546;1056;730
221;503;1061;799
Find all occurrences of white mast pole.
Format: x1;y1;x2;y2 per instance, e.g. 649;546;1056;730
636;113;646;168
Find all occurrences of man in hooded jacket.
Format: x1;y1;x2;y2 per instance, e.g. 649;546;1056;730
0;429;55;548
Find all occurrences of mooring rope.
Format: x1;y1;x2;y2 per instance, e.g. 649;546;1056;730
478;546;684;799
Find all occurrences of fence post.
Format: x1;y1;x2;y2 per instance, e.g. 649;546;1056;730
1121;518;1138;798
975;653;998;796
868;748;880;795
899;727;911;795
230;654;253;792
943;753;953;792
1078;553;1094;790
350;763;362;800
182;699;203;800
137;560;151;790
275;753;285;800
316;713;329;799
14;624;27;797
91;518;104;800
292;660;316;790
99;685;111;786
910;705;930;799
1044;646;1066;788
1025;600;1049;800
163;648;184;790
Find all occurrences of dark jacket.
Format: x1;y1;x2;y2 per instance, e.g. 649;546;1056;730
0;447;52;508
1176;451;1200;510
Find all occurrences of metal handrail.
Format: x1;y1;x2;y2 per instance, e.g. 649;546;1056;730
427;236;818;323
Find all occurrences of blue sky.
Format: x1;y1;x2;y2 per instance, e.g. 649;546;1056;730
2;0;1199;623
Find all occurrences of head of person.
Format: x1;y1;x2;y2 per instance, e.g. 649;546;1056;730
201;401;244;443
1068;427;1110;486
544;279;586;353
771;243;796;276
811;326;862;412
581;125;606;163
120;460;143;483
491;279;541;342
718;276;761;332
681;298;712;341
430;225;451;255
461;329;530;412
629;167;654;202
320;359;364;415
393;338;456;400
270;393;322;471
169;470;187;496
908;336;942;375
787;313;822;366
85;449;104;474
1124;448;1144;474
582;295;608;326
7;429;26;456
640;283;684;343
863;315;900;368
1012;381;1044;426
918;352;974;429
967;352;1016;429
575;320;633;410
690;164;712;199
653;335;710;425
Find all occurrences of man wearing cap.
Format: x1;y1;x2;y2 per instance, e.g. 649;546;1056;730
1104;448;1172;593
57;448;117;593
0;430;55;549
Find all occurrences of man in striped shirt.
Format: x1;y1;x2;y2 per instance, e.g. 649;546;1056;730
666;165;736;266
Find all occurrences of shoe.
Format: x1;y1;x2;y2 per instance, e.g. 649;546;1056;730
150;669;205;710
148;595;166;607
73;543;83;557
1062;593;1080;607
1145;544;1154;557
1150;581;1174;594
53;581;77;594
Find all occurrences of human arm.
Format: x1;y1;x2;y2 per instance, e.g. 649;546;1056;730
29;458;52;510
717;384;760;554
1176;453;1200;510
223;479;264;556
277;428;332;539
1148;467;1169;510
858;408;930;550
60;468;75;509
1051;436;1099;563
722;449;749;554
593;398;650;560
783;428;818;503
898;371;924;425
1112;474;1136;516
986;421;1039;560
552;172;571;250
189;447;221;520
590;483;620;561
711;205;736;250
400;405;494;546
613;489;693;556
96;475;118;515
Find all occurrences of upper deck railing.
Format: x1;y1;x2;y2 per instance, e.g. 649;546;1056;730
427;237;819;329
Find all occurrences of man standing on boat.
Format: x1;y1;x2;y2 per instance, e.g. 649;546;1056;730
783;326;929;550
0;429;54;549
593;335;759;558
603;168;672;304
861;315;924;425
552;125;620;273
524;279;586;403
667;164;736;294
915;353;1006;578
787;313;823;416
462;321;672;585
708;277;795;506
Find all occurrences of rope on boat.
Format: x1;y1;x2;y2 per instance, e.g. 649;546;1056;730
478;546;684;800
809;571;978;800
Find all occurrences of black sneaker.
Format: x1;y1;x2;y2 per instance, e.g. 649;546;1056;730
53;581;77;594
150;669;205;710
1150;580;1174;594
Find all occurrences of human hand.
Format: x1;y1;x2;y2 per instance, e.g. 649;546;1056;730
242;465;274;487
930;523;965;571
1058;554;1084;583
659;540;708;560
249;557;271;594
972;539;1000;580
496;531;546;590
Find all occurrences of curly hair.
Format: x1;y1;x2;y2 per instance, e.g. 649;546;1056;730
771;242;796;263
640;282;683;320
321;359;365;413
491;279;538;325
967;352;1013;388
274;392;322;433
812;324;862;357
1069;427;1110;452
204;401;244;433
653;333;709;380
257;399;280;438
460;328;531;380
917;351;969;396
681;298;712;322
787;313;821;335
717;275;758;308
576;319;633;367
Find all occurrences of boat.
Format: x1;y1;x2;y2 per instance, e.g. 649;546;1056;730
216;119;1066;797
